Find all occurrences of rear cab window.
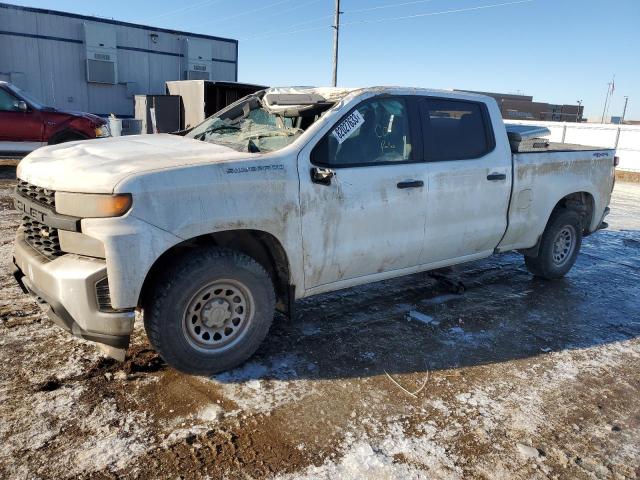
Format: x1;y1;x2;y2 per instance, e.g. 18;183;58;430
419;98;495;161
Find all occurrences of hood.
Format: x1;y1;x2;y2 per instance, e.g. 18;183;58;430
17;134;252;193
43;107;104;124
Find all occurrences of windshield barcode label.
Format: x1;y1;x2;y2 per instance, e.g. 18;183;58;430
332;110;364;144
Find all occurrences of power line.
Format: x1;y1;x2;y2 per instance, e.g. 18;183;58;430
241;0;326;29
242;0;439;40
242;12;333;40
147;0;226;22
242;0;534;41
261;0;325;19
240;23;329;41
341;0;535;27
242;0;441;40
346;0;440;15
192;0;293;28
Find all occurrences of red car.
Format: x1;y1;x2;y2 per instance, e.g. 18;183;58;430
0;81;110;155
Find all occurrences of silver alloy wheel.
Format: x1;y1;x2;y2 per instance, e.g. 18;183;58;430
182;279;253;352
551;225;576;266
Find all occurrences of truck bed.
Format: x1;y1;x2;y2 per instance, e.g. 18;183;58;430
499;145;616;254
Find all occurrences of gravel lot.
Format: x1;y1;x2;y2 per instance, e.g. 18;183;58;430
1;162;639;479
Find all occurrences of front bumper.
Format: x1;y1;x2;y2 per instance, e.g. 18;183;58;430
12;233;134;349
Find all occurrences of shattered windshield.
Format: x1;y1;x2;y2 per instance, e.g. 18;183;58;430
186;97;303;153
186;92;334;153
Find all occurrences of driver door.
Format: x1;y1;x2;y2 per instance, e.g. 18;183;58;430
297;96;429;291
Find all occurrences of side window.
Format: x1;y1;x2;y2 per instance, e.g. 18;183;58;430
0;89;19;112
420;98;494;161
312;98;413;167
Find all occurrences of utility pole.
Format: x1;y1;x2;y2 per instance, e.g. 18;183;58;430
332;0;341;87
621;96;629;124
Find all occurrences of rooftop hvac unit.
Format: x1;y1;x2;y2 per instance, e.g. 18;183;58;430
83;22;118;84
183;38;212;81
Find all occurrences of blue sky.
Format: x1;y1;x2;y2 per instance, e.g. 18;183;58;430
7;0;640;120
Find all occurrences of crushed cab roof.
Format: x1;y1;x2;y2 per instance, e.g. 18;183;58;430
261;86;497;107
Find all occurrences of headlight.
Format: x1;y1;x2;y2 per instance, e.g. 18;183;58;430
55;192;132;218
95;124;111;138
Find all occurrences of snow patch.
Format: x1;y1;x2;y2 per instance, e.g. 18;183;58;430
72;399;151;474
211;354;318;414
279;423;461;480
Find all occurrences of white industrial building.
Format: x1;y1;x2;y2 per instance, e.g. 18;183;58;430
0;2;238;116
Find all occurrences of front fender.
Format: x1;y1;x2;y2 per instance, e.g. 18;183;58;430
111;156;305;302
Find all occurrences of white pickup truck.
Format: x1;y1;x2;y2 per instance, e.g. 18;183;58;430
12;87;616;374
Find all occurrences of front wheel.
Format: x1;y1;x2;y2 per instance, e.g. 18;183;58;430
524;209;583;280
143;248;275;375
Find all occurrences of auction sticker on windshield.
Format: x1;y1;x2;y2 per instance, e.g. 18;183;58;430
333;110;364;144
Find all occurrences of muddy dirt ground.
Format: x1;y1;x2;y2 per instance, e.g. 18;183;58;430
1;163;639;479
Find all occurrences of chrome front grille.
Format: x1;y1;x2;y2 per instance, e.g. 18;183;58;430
16;179;64;259
21;216;63;259
17;180;56;208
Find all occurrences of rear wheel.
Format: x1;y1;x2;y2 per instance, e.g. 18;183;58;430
143;248;275;375
524;209;583;279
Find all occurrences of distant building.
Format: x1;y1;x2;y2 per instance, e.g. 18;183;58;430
454;90;584;122
0;2;238;117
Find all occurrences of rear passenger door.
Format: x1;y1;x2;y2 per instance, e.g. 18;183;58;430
0;87;43;152
417;97;511;265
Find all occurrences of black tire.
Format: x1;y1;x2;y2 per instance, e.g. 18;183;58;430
524;209;583;280
143;248;275;375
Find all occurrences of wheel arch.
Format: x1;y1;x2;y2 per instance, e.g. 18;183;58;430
48;128;90;145
521;190;595;258
138;229;293;316
549;191;595;234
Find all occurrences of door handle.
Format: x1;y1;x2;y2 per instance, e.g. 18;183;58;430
397;180;424;189
487;172;507;181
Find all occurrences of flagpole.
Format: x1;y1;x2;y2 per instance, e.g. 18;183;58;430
601;75;615;124
604;75;616;123
601;82;611;123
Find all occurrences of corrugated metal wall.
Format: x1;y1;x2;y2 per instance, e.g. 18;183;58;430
0;3;238;116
